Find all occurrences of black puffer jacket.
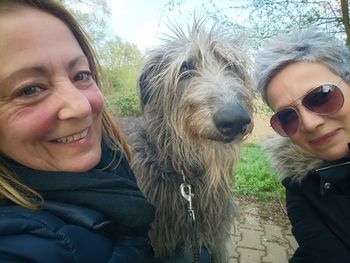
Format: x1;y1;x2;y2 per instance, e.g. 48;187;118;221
0;202;154;263
263;137;350;263
0;142;157;263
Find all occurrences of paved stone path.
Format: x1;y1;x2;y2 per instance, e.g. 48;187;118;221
227;203;298;263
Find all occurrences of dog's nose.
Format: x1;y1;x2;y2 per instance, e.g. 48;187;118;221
213;103;251;138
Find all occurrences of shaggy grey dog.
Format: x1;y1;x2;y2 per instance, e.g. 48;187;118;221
121;19;255;262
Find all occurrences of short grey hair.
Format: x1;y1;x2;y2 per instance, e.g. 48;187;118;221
254;27;350;105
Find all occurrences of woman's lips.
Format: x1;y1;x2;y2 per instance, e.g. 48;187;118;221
309;129;340;146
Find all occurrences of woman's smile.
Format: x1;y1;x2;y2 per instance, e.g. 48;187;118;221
0;7;104;172
53;128;89;144
309;128;341;147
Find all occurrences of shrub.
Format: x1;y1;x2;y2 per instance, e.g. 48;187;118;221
105;88;141;117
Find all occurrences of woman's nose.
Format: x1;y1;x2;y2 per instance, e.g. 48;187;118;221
56;81;92;120
298;107;324;133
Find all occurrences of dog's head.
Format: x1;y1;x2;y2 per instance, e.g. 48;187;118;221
138;17;255;144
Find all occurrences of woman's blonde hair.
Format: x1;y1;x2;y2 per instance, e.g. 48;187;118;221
0;0;131;209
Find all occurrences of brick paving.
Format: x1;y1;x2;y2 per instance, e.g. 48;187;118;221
227;203;298;263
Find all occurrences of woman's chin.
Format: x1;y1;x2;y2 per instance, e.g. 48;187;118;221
316;147;350;161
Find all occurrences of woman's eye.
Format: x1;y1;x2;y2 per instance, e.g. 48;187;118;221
74;72;92;82
18;85;44;97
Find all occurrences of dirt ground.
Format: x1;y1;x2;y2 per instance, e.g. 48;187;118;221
246;113;275;144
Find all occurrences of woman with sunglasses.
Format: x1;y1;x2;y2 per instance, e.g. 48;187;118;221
254;27;350;263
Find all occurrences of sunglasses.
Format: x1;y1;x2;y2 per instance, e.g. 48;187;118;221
270;83;344;137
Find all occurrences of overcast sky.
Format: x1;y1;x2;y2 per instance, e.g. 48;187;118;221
106;0;168;51
106;0;246;51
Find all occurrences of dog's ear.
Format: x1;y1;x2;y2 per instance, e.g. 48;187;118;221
138;54;165;108
138;65;153;107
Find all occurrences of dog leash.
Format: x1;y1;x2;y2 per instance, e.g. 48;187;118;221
180;175;201;263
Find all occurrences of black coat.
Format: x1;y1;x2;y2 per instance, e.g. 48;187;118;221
0;142;157;263
0;202;154;263
263;136;350;263
283;159;350;263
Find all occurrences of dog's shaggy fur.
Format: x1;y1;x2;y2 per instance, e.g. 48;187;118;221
121;19;255;262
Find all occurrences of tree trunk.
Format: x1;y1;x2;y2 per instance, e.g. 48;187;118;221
340;0;350;50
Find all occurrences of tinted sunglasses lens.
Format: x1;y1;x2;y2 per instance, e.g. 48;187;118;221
270;108;299;137
302;84;344;114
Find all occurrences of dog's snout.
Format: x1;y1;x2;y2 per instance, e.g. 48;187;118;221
213;103;251;138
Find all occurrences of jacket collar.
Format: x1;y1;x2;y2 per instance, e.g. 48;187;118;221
310;159;350;195
262;136;350;182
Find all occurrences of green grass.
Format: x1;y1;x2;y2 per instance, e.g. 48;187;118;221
232;143;285;201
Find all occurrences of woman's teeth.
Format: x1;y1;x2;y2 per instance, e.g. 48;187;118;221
55;129;88;143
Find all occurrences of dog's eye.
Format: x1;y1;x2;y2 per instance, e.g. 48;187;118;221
179;61;190;74
225;61;240;73
180;65;188;73
224;61;233;70
179;60;196;78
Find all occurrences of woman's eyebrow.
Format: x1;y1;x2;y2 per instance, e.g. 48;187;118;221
0;55;89;83
0;66;46;86
68;55;89;69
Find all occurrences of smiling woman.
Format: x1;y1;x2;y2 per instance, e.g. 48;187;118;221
0;1;156;262
0;9;104;171
255;27;350;263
